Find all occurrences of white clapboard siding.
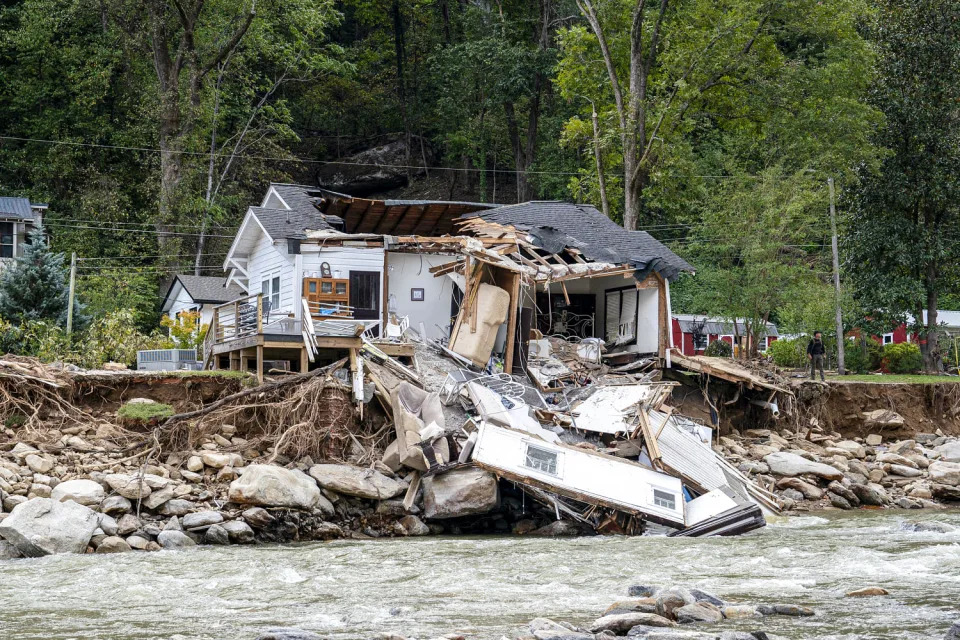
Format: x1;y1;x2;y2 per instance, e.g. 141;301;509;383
247;232;295;314
301;246;385;280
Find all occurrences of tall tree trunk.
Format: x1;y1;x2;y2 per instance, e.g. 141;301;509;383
591;107;609;218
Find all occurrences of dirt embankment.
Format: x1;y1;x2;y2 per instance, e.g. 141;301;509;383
794;381;960;439
66;372;247;415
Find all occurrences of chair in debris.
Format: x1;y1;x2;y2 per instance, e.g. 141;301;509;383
388;382;450;472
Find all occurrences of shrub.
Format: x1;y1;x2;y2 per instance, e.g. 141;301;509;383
704;339;732;357
82;310;170;368
883;342;923;374
845;337;884;373
768;336;808;368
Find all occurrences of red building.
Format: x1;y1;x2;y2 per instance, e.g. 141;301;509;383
672;314;779;356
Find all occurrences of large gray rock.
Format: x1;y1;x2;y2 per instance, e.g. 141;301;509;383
930;461;960;486
901;520;956;534
222;519;255;544
308;464;405;500
589;612;676;633
95;536;131;553
0;497;99;557
850;483;890;506
674;602;723;624
50;479;105;507
157;530;197;549
141;486;176;510
422;467;499;519
764;452;843;481
100;495;132;516
935;442;960;463
0;539;23;559
182;510;223;530
158;499;194;516
228;464;325;510
944;620;960;640
104;473;151;500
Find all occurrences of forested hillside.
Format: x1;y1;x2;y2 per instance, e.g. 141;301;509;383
0;0;958;367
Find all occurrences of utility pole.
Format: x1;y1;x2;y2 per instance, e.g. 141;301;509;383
66;252;77;335
828;178;845;375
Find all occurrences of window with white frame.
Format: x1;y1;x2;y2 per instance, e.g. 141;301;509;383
692;332;708;351
882;332;894;345
756;335;768;352
524;444;559;476
652;488;677;511
261;275;281;311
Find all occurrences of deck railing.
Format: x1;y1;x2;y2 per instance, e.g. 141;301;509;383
212;293;262;345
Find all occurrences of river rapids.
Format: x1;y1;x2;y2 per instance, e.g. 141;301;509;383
1;510;958;640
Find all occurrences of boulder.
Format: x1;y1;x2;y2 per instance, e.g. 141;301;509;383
828;492;852;510
834;441;866;459
100;495;132;516
656;588;696;620
116;514;140;535
157;530;197;549
827;482;860;506
945;621;960;640
308;464;406;500
228;464;325;510
0;539;23;560
104;473;151;500
394;515;430;536
628;585;660;598
50;479;105;507
422;467;499;519
158;499;194;516
689;589;724;607
930;461;960;486
850;483;890;506
721;605;758;619
876;452;917;469
764;452;843;481
861;409;904;429
201;452;244;469
182;510;224;530
204;524;231;545
605;599;658;615
222;520;255;544
527;520;584;537
24;454;54;474
242;507;275;528
674;602;723;624
901;520;956;533
95;536;131;553
775;477;823;500
0;497;98;557
889;464;922;478
589;612;676;633
141;486;176;510
845;587;889;597
932;484;960;501
865;434;883;446
935;441;960;463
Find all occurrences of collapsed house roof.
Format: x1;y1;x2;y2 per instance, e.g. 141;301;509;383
462;201;694;281
315;188;496;235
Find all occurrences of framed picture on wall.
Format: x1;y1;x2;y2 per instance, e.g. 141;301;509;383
410;288;425;302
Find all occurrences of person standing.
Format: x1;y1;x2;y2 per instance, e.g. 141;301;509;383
807;331;826;381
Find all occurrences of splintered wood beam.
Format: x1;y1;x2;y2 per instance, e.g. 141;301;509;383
560;280;571;305
429;258;464;274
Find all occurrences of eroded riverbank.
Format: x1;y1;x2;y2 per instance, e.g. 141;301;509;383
1;510;958;640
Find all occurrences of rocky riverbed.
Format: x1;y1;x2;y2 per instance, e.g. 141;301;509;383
1;510;959;640
712;424;960;511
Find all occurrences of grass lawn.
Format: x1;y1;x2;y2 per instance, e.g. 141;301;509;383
825;373;960;384
169;369;251;379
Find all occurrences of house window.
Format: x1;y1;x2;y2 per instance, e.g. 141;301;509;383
524;445;559;476
0;222;13;258
882;333;894;345
261;275;280;311
756;336;768;352
652;489;676;511
604;287;638;343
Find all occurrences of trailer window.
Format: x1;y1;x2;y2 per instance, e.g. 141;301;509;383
524;445;559;476
653;489;676;510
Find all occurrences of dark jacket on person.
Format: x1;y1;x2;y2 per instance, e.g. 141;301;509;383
807;338;825;357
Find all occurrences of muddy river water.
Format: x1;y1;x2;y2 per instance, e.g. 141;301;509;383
1;510;958;640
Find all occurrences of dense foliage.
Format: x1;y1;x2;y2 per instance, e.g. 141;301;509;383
0;226;82;327
768;337;808;369
882;342;923;375
0;0;957;366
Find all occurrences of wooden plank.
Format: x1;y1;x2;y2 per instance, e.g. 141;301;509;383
374;342;416;357
637;409;662;468
504;272;520;374
657;273;668;360
256;344;264;384
312;336;362;349
559;280;571;305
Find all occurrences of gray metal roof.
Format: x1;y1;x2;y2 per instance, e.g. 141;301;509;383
675;315;779;337
0;197;38;220
463;201;694;281
169;275;244;304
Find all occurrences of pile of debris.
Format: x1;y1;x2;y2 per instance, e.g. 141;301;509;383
361;328;776;538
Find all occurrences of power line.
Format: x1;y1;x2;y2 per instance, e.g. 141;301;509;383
0;134;761;180
45;222;237;239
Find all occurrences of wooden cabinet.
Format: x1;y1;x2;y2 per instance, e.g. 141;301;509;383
303;278;350;316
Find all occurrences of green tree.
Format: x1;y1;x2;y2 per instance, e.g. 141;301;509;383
846;0;960;372
0;226;81;327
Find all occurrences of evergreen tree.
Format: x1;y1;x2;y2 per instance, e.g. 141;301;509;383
0;225;78;326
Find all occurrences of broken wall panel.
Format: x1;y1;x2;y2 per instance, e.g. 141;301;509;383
571;383;674;435
471;422;686;528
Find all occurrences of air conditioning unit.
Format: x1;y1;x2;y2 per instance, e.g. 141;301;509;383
137;349;201;371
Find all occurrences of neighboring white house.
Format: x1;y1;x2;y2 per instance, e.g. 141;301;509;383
160;274;245;327
0;196;46;263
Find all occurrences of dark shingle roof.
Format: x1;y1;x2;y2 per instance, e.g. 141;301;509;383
0;197;36;220
464;201;694;280
250;206;331;240
171;275;245;304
